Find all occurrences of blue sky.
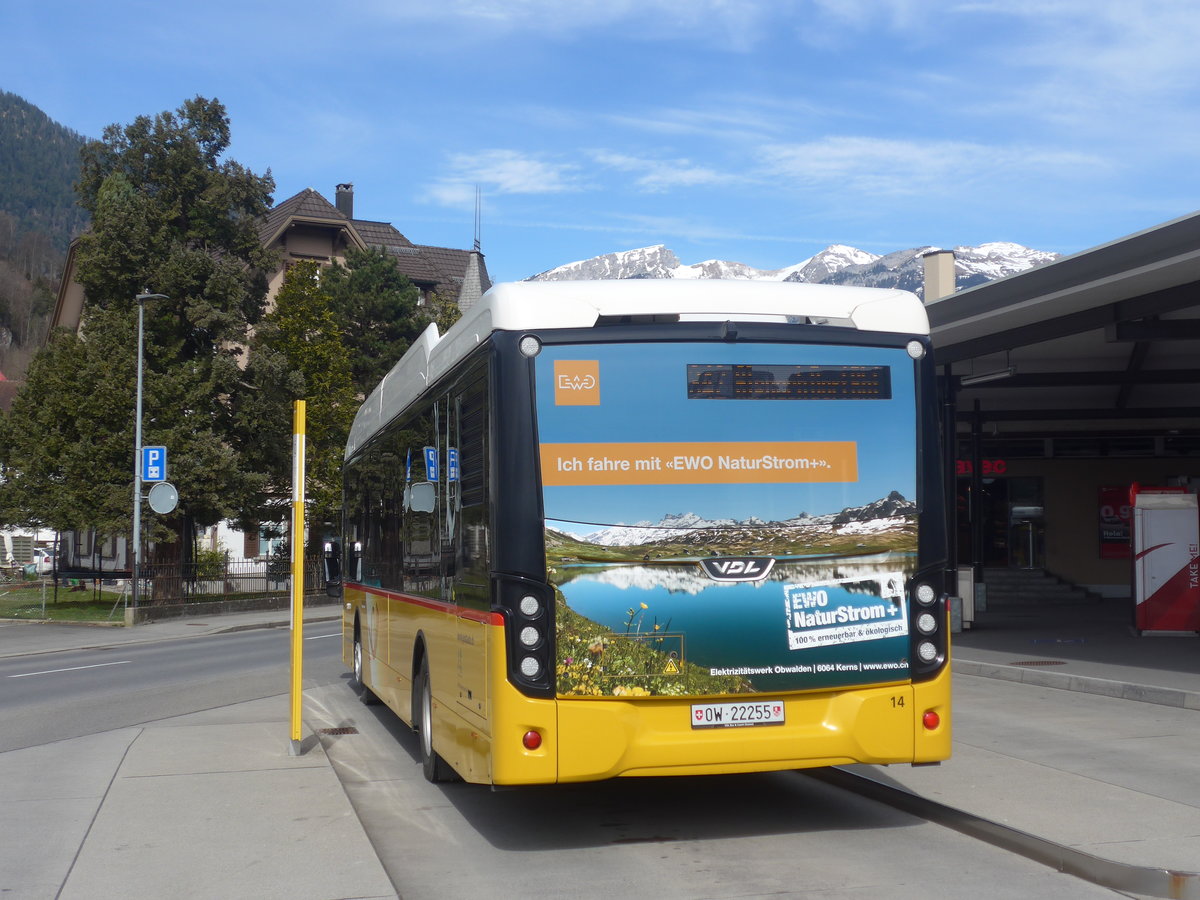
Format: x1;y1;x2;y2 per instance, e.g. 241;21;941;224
3;1;1200;283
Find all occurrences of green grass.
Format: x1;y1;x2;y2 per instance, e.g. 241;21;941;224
554;590;751;697
0;583;128;623
0;583;296;623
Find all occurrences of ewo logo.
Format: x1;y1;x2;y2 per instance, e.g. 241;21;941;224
698;556;776;583
554;360;600;405
558;373;596;391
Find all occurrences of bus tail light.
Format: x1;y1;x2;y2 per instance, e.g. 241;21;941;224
923;710;941;731
500;576;555;697
908;569;947;680
522;730;543;750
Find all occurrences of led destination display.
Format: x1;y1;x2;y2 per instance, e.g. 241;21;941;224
687;364;891;400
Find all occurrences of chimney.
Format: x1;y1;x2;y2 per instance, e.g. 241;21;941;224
922;249;955;302
335;183;354;219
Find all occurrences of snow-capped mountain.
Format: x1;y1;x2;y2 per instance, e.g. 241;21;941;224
814;242;1058;296
527;241;1057;297
556;492;916;548
786;244;879;283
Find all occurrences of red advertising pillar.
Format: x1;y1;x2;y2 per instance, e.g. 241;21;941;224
1131;485;1200;633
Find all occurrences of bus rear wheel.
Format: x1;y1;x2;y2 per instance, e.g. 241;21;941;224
352;629;379;705
416;657;455;783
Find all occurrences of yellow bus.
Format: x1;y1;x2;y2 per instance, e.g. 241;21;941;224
330;280;951;784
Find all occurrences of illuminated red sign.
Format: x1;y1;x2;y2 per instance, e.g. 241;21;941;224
955;459;1007;477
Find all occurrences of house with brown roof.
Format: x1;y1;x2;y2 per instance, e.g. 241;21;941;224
52;182;491;333
259;183;491;312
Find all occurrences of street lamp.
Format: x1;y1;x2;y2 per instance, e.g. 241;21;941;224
132;292;168;612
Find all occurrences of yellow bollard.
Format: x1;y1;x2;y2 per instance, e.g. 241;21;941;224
289;400;306;755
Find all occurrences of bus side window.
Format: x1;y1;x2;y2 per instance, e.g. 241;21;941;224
401;405;441;598
452;367;490;610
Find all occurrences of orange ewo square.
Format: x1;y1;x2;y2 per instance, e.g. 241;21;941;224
554;360;601;405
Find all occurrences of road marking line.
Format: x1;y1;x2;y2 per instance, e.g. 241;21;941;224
305;632;341;641
8;660;132;678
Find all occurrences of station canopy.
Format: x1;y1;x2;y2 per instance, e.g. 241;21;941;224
928;210;1200;458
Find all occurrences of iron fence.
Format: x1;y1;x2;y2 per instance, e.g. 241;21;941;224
43;555;330;606
128;555;329;604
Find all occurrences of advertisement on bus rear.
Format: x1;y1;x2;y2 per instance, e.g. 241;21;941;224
536;341;919;697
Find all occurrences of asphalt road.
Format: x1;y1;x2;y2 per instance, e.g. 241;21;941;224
0;626;1136;898
311;681;1127;900
0;624;345;752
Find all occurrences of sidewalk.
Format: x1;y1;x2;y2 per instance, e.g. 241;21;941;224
2;599;1197;899
952;596;1200;709
0;604;397;900
848;597;1200;898
0;601;342;659
56;700;395;900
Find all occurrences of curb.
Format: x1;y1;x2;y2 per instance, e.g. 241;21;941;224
0;617;124;628
213;614;341;635
0;614;342;659
810;767;1200;900
953;658;1200;711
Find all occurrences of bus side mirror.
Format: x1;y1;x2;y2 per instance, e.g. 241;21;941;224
407;481;436;513
323;541;342;596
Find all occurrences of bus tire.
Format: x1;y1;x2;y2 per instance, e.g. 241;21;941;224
416;657;455;783
352;629;380;706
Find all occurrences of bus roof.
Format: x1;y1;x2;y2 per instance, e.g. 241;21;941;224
346;280;928;460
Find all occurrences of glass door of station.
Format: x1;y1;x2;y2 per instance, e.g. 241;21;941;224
957;476;1044;569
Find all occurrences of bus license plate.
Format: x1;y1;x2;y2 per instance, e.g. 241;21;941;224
691;701;785;729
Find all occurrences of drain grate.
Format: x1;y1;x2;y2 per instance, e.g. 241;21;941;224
1008;659;1067;667
317;727;359;735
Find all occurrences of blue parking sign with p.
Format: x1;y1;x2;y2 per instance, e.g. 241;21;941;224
142;446;167;482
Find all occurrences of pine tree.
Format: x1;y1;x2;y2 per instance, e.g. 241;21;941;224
0;322;133;532
0;97;275;552
323;246;420;396
241;261;355;531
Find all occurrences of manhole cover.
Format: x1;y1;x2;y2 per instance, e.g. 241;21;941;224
317;727;359;735
1008;660;1067;667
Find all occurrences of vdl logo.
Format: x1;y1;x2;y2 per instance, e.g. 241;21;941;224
698;556;776;583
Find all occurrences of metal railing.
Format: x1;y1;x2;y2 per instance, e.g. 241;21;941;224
36;556;327;605
124;556;328;605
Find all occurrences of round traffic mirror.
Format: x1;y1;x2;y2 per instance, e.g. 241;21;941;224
147;481;179;514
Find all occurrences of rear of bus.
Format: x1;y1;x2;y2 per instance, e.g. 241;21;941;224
490;282;951;782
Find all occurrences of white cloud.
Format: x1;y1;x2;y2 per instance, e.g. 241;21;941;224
368;0;804;47
604;108;778;140
808;0;927;30
591;151;741;192
952;1;1200;136
759;136;1108;196
494;211;823;247
425;149;582;207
